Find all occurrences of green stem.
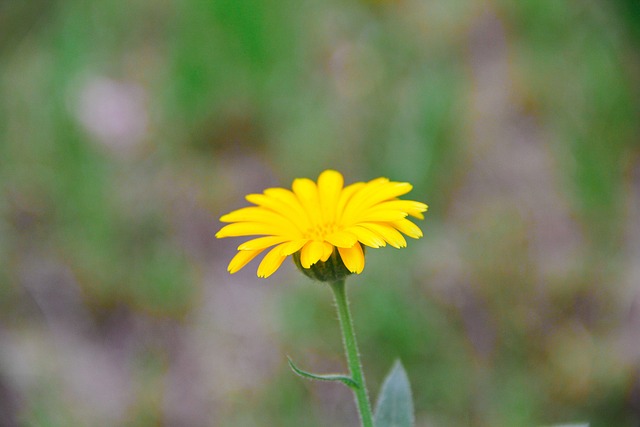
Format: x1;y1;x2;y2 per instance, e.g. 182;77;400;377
330;279;374;427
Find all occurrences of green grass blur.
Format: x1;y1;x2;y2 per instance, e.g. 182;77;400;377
1;0;639;426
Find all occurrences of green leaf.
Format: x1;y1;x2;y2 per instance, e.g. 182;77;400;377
287;356;358;389
374;360;414;427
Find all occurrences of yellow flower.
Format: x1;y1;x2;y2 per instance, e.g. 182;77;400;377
216;170;428;278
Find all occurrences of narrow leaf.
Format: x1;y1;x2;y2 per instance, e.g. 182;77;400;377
374;360;414;427
287;356;358;389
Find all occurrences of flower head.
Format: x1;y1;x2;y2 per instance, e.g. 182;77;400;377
216;170;428;279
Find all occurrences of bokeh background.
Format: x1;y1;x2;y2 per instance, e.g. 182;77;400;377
1;0;639;426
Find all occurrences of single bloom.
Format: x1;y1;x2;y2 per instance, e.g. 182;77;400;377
216;170;428;278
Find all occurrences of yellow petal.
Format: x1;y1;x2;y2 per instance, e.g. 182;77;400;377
325;231;358;248
358;210;408;222
245;193;309;231
238;236;291;251
317;170;343;223
343;181;414;222
292;178;322;225
346;225;386;248
216;222;281;238
392;219;423;239
336;182;365;221
354;200;426;223
228;249;265;274
300;240;325;268
261;188;308;216
406;202;428;219
341;178;399;223
220;207;302;236
219;207;270;223
257;243;288;278
362;181;413;206
320;242;334;262
370;200;428;215
344;178;390;211
338;244;365;274
280;239;309;256
361;223;407;248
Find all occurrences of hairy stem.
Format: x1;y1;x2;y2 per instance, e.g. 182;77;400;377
330;279;374;427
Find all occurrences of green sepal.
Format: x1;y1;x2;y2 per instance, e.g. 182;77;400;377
292;247;360;282
287;356;359;389
374;360;415;427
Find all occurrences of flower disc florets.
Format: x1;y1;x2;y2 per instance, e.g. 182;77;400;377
216;170;428;278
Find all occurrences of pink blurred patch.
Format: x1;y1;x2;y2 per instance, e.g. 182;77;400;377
74;77;148;151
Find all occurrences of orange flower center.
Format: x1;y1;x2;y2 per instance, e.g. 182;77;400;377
304;222;341;240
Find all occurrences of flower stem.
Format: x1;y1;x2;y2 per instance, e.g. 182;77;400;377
330;279;374;427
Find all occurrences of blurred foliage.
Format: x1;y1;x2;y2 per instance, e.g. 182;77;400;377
1;0;639;426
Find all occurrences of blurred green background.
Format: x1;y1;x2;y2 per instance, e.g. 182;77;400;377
1;0;639;426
